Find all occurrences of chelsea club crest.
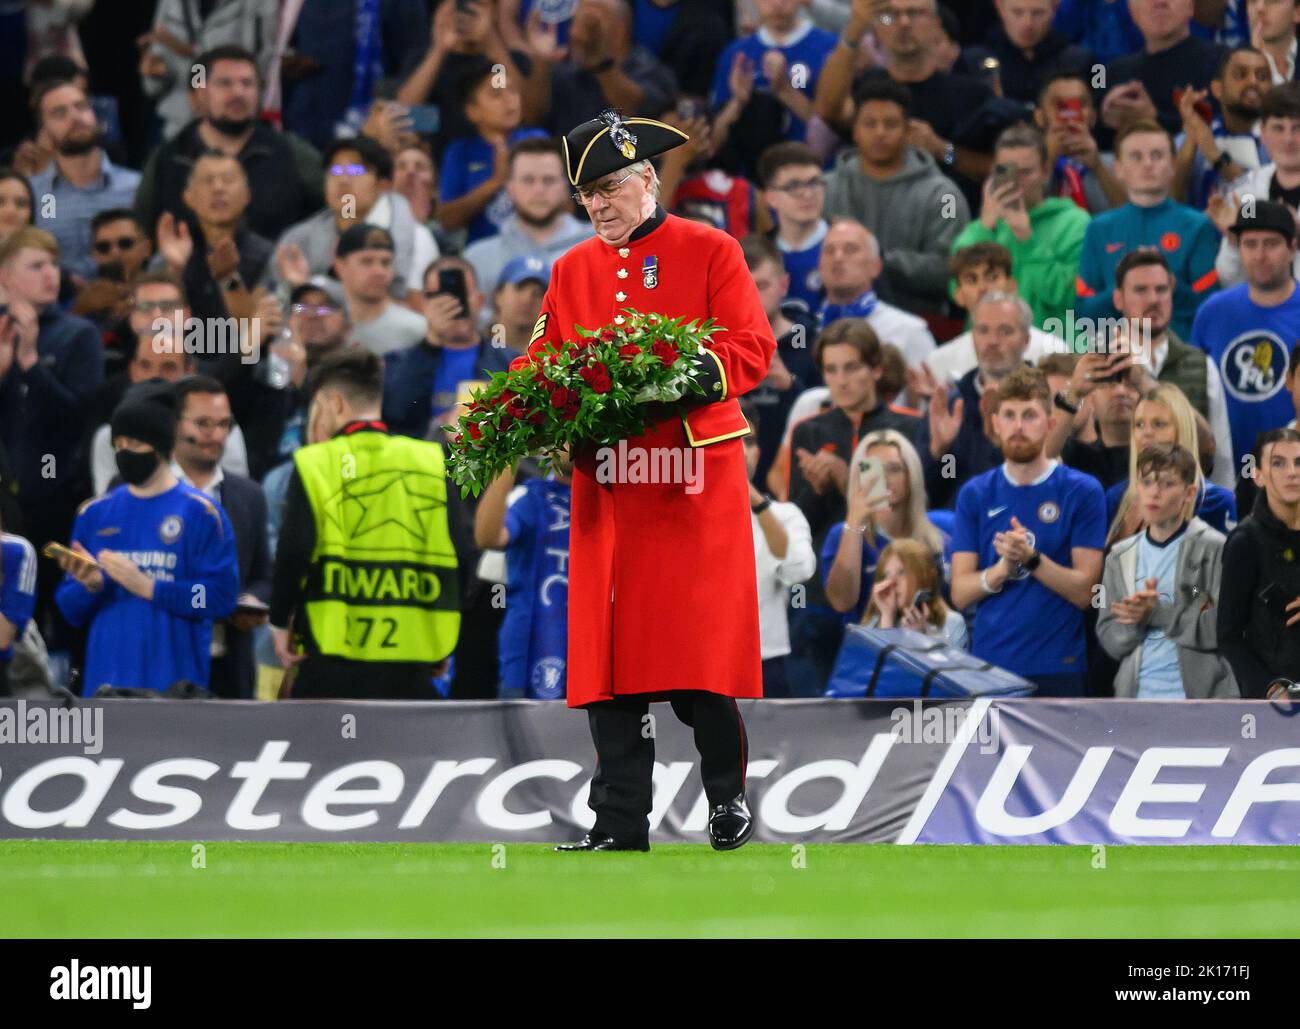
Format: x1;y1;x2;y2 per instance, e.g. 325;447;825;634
159;515;183;544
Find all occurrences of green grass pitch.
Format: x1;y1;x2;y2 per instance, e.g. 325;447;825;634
3;840;1298;937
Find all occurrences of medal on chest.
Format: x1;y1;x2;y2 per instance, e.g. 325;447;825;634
643;256;658;289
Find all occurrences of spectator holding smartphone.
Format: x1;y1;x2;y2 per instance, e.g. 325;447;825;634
861;538;967;649
1217;427;1300;697
823;428;948;622
1034;73;1126;213
1097;442;1237;699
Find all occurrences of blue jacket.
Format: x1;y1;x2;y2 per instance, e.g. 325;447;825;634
1076;198;1219;340
383;338;515;439
0;305;103;511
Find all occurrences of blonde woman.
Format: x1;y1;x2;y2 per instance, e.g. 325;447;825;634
1105;383;1237;546
823;429;949;622
862;539;968;650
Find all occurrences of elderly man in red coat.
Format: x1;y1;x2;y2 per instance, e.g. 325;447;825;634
507;111;776;852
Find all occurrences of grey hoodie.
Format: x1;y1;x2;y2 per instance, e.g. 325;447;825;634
823;145;971;313
462;213;595;299
1097;517;1239;699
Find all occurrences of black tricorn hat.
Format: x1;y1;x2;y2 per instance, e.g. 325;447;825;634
562;110;689;187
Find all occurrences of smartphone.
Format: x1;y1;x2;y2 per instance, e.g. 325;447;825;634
1259;582;1294;622
436;267;469;315
42;542;99;571
405;104;440;135
992;163;1019;193
857;457;889;507
1172;87;1214;124
1055;97;1084;128
910;588;933;611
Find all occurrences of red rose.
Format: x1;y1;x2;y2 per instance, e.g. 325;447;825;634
467;422;482;441
550;386;572;409
618;343;641;360
453;432;463;446
506;397;528;419
527;410;545;424
579;362;612;393
599;329;616;342
651;339;679;365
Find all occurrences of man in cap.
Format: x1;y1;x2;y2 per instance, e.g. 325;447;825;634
54;382;240;695
509;110;776;852
1191;199;1300;470
492;255;550;354
332;224;427;358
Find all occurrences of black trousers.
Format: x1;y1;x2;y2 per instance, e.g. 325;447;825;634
585;691;748;845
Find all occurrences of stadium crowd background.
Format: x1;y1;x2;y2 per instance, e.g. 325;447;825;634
2;0;1300;702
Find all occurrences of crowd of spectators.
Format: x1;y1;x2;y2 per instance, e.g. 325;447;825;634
3;0;1300;702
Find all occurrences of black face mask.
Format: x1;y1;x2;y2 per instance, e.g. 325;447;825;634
116;448;161;486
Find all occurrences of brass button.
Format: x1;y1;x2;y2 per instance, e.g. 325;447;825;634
614;315;625;325
618;247;630;258
615;291;627;301
617;268;628;278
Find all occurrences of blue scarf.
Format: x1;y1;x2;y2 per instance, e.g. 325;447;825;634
820;289;878;326
344;0;383;134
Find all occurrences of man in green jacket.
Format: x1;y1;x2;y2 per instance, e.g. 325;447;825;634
951;123;1090;333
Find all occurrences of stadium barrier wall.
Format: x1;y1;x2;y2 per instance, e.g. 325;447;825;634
0;698;1296;844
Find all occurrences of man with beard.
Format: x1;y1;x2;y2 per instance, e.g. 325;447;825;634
135;45;323;247
1210;82;1300;287
462;138;594;302
28;80;142;282
951;366;1106;697
1174;46;1271;209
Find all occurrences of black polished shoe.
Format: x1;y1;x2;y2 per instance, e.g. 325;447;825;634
708;794;754;851
555;831;650;852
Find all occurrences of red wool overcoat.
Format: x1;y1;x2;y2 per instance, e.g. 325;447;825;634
509;213;776;707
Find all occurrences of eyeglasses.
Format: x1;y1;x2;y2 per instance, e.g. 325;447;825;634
94;236;138;254
769;176;825;196
329;163;370;177
133;298;182;312
291;303;340;317
572;170;637;207
185;417;235;432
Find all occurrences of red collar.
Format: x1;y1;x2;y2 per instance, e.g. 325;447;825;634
335;419;388;437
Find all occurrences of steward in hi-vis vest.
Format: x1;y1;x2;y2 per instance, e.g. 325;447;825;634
270;349;469;699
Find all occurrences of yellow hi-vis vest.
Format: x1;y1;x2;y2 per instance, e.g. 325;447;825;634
293;430;460;663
